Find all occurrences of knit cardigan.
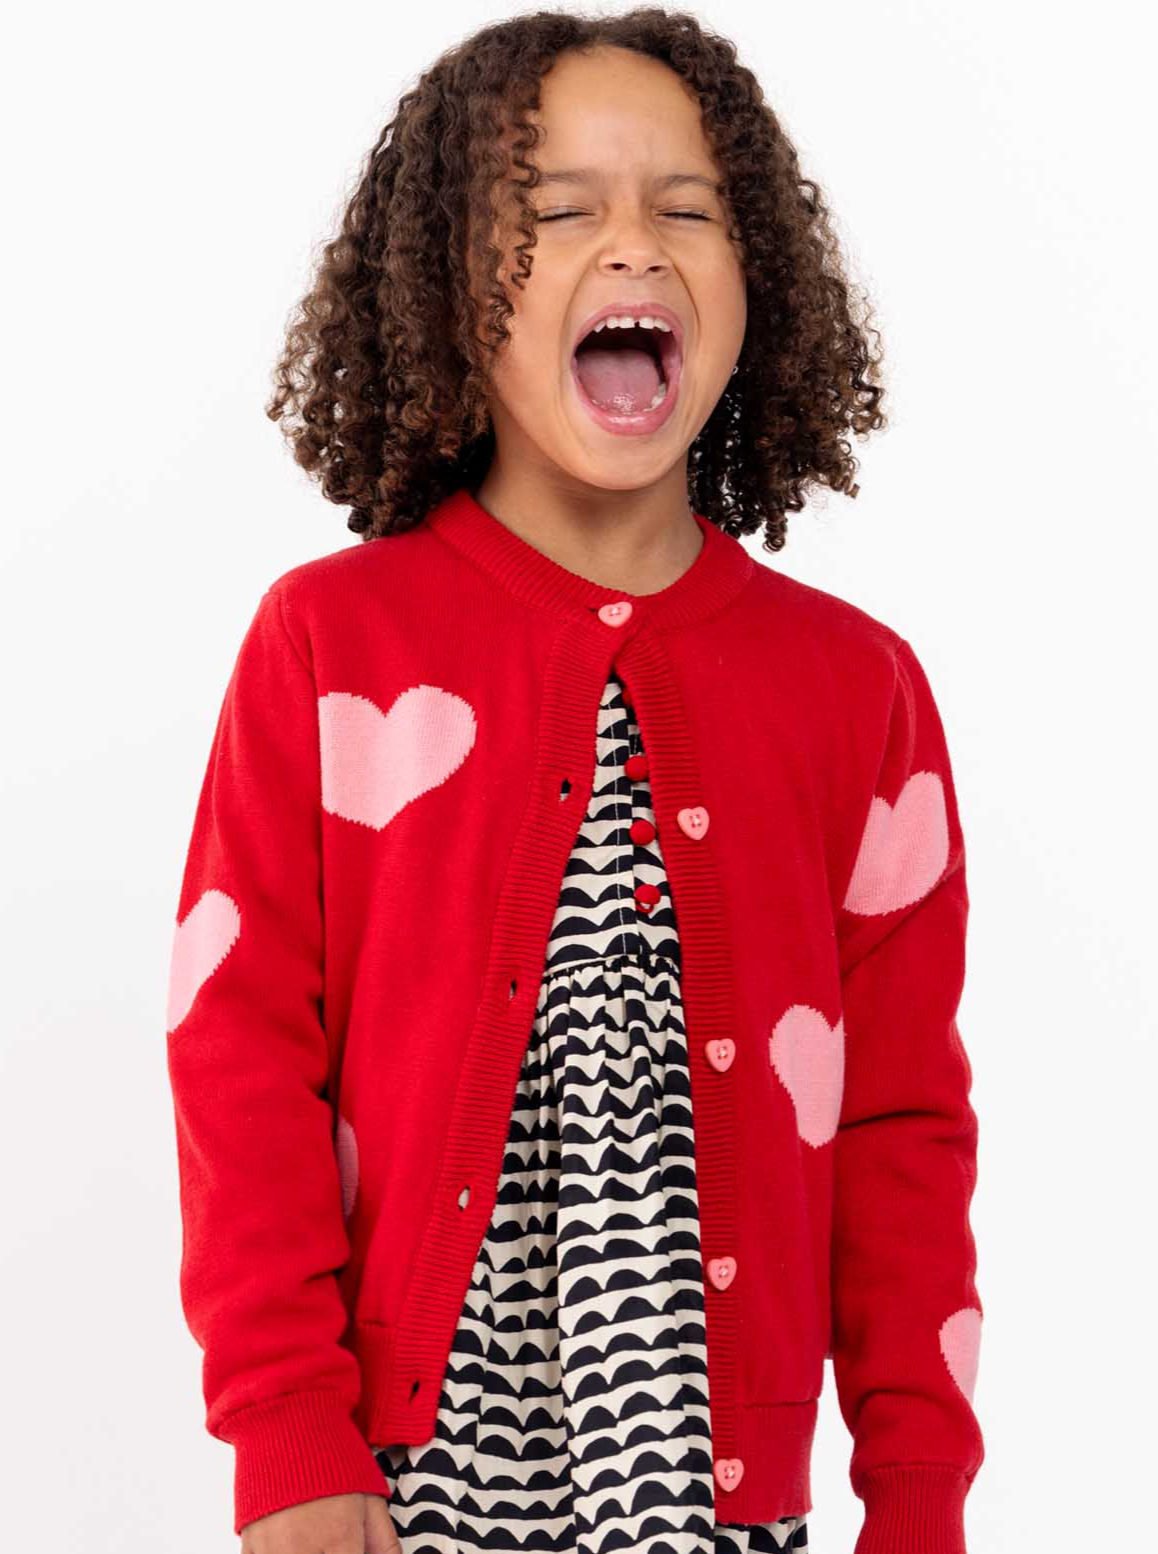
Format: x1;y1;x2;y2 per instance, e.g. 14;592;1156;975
165;485;984;1549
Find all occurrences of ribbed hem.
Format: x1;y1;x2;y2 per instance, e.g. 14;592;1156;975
853;1465;970;1554
220;1387;391;1534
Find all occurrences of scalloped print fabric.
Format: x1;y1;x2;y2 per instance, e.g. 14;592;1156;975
371;673;809;1552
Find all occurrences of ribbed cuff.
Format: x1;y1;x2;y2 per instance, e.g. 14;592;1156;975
220;1387;392;1534
853;1464;969;1554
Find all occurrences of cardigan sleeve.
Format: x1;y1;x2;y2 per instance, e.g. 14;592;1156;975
164;582;389;1534
830;637;985;1554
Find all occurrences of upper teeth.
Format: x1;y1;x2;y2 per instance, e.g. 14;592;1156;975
590;314;673;333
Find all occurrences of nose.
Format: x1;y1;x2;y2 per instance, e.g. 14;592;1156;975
600;253;670;276
596;211;672;276
599;248;674;279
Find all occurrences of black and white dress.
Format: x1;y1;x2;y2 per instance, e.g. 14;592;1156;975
373;672;810;1552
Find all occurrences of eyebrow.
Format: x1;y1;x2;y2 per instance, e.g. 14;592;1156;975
535;168;723;194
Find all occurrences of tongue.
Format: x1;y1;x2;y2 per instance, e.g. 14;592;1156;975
575;343;662;414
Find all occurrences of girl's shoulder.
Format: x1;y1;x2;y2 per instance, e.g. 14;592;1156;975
742;549;905;668
271;519;433;595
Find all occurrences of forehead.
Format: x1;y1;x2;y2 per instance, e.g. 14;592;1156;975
527;46;717;176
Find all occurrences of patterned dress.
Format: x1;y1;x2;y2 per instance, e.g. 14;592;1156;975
372;671;810;1552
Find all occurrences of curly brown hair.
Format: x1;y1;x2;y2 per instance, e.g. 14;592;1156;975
265;5;887;553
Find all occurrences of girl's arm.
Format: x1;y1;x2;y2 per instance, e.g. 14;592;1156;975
164;582;388;1534
831;637;985;1554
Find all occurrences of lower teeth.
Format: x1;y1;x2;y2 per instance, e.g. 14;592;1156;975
647;382;668;411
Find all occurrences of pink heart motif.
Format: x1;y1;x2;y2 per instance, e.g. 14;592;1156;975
677;805;710;840
317;685;477;830
768;1004;845;1147
939;1306;982;1402
713;1457;745;1491
166;888;241;1034
335;1114;359;1219
843;770;949;915
597;600;633;627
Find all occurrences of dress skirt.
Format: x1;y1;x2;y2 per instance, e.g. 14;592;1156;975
372;672;810;1552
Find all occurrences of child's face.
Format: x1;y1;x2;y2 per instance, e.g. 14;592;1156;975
477;45;747;494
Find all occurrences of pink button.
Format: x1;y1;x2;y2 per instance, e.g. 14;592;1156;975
707;1255;736;1290
714;1457;745;1490
704;1037;735;1073
677;805;710;840
597;599;633;627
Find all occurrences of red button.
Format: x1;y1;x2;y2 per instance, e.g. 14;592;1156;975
597;600;633;627
714;1457;745;1490
634;882;661;913
707;1255;736;1290
629;817;655;844
625;753;648;780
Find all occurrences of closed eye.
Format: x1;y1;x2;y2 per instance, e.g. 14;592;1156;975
535;210;712;222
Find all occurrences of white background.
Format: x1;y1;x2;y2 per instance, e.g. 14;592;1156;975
3;2;1154;1548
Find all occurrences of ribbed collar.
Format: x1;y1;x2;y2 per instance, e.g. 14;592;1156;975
424;484;754;631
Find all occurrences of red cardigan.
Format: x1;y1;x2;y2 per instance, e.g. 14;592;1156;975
165;486;984;1549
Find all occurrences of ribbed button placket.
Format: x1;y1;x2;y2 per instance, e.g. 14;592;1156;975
377;612;629;1452
673;772;740;1490
616;628;743;1495
595;601;656;917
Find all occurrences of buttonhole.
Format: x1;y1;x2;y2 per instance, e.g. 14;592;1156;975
409;1378;421;1403
559;776;572;800
457;1184;471;1210
509;977;518;1000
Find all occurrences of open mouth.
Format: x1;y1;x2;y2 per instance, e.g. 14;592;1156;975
570;317;683;432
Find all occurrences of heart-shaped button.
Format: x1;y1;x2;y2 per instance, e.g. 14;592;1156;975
713;1457;745;1490
677;805;710;840
597;599;633;627
705;1037;735;1072
707;1255;736;1290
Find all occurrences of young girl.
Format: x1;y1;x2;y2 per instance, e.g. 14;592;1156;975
165;10;984;1554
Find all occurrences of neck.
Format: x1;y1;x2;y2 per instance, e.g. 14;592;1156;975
472;458;701;597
